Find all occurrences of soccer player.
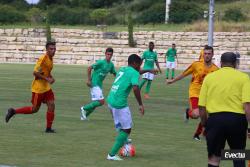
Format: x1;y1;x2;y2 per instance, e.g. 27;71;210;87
80;47;116;120
167;45;218;140
106;54;145;161
5;41;57;133
198;44;208;62
165;43;177;80
139;42;162;99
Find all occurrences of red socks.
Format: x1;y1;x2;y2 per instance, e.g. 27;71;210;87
46;111;54;129
15;106;33;114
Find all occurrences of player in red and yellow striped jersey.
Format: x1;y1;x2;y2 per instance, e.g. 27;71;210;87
5;41;57;133
167;45;218;140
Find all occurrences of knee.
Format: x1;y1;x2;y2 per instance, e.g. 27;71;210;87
99;99;105;105
32;107;40;113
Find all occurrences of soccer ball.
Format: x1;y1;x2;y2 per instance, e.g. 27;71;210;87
119;143;135;157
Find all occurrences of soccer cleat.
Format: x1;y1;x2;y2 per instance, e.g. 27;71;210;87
193;134;201;141
107;154;123;161
5;108;16;123
80;106;87;120
45;128;56;133
125;138;132;144
184;108;190;123
144;94;150;99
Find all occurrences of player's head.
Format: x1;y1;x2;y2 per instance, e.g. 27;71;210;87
105;47;113;62
221;52;238;68
128;54;142;71
46;41;56;57
148;42;154;51
203;45;214;63
172;43;176;49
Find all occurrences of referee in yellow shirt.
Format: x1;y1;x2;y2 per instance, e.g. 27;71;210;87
199;52;250;167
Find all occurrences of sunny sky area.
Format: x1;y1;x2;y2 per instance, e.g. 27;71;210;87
25;0;39;4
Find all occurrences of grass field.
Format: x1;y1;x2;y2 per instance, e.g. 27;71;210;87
0;64;246;167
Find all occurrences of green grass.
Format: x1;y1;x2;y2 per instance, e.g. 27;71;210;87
0;64;244;167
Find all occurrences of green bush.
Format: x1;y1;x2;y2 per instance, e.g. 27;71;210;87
0;5;26;23
223;7;246;22
26;7;45;24
169;1;204;23
90;8;110;24
48;6;91;25
136;3;165;24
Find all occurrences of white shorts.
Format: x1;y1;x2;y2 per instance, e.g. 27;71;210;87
166;61;176;69
90;86;104;101
142;72;154;80
108;105;133;130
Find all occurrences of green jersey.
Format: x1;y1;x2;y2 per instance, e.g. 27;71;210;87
91;59;116;88
107;66;140;109
166;48;177;62
142;50;158;70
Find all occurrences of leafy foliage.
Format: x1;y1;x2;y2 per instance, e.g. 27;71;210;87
169;1;204;23
223;7;246;22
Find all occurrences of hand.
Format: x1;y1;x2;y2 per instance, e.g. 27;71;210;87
86;80;92;87
139;105;144;116
166;79;174;85
46;77;55;84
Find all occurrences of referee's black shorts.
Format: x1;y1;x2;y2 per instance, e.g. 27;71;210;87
205;112;247;157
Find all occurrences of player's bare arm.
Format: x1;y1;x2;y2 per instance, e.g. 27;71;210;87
167;74;185;84
86;66;92;87
155;60;162;73
132;85;144;116
198;106;207;127
33;71;55;84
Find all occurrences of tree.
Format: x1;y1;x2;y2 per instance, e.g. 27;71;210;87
90;8;110;24
128;12;135;47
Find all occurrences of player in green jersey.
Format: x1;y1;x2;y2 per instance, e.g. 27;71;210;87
165;43;177;80
80;47;116;120
106;54;157;161
139;42;162;99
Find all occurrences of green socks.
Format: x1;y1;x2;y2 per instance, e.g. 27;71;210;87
145;80;152;94
171;70;175;79
109;130;129;156
166;69;169;78
83;101;102;117
139;79;147;89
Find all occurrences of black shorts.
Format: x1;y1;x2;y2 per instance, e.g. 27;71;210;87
205;112;247;157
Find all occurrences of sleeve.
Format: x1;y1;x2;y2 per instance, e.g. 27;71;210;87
33;56;45;73
130;72;140;86
182;63;194;77
242;77;250;103
92;60;102;70
198;77;208;107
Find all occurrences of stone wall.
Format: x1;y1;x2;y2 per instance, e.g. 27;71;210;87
0;28;250;70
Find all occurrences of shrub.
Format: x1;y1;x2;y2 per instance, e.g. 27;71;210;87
0;5;26;23
90;8;110;25
48;6;91;25
223;7;246;22
169;1;204;23
26;7;45;24
136;3;165;24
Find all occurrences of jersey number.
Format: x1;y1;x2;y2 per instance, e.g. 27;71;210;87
114;71;124;83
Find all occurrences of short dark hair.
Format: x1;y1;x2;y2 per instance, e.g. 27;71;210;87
46;41;56;49
204;45;213;53
128;54;142;65
106;47;113;53
149;41;154;45
221;52;237;65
